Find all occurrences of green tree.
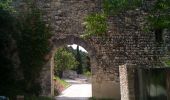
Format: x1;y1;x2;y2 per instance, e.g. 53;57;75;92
54;47;79;78
0;0;22;98
0;0;12;10
148;0;170;29
67;46;91;73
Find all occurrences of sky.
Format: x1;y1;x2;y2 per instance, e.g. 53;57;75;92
67;44;88;53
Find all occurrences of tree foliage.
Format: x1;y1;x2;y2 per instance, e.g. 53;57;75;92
0;0;22;97
82;13;107;38
83;0;142;38
103;0;142;15
147;0;170;30
67;46;91;74
54;47;79;77
0;0;13;11
0;0;52;96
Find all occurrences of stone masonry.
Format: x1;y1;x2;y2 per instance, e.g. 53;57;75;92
14;0;170;99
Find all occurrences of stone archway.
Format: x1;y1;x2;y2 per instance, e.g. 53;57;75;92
40;35;98;97
40;35;121;99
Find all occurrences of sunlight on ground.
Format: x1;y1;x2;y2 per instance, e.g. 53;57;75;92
56;79;92;100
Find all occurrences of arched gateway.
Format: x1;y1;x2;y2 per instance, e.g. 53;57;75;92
40;35;121;99
14;0;169;100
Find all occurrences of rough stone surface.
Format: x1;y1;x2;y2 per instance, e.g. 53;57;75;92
14;0;170;99
119;64;136;100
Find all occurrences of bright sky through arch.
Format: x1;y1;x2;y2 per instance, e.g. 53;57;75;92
68;44;88;53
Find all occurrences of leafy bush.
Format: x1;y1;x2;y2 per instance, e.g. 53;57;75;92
82;13;107;38
82;0;142;38
53;76;70;95
0;0;13;11
102;0;142;15
54;47;79;77
147;0;170;30
0;2;22;97
84;71;91;77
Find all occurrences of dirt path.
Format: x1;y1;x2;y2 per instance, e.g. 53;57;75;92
55;78;92;100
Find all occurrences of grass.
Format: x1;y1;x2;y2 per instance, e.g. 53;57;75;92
25;96;54;100
54;76;70;88
83;71;92;77
53;76;70;95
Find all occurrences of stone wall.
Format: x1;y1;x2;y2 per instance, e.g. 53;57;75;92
13;0;169;99
33;0;165;98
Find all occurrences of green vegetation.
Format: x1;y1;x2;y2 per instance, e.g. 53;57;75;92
0;0;13;11
165;59;170;67
53;76;70;95
67;46;91;74
147;0;170;30
17;1;51;95
102;0;142;15
54;76;70;88
83;0;142;38
82;13;107;38
84;71;91;77
83;0;170;66
54;47;79;77
0;0;52;97
0;0;21;98
54;45;91;79
145;0;170;44
83;0;170;40
53;46;91;95
146;0;170;64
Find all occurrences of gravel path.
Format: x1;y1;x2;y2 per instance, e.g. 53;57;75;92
55;79;92;100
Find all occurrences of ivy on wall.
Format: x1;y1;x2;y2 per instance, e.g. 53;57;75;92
0;0;28;98
147;0;170;30
83;0;169;38
17;1;52;95
0;0;13;11
0;0;52;97
82;0;142;38
82;13;107;38
102;0;142;15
